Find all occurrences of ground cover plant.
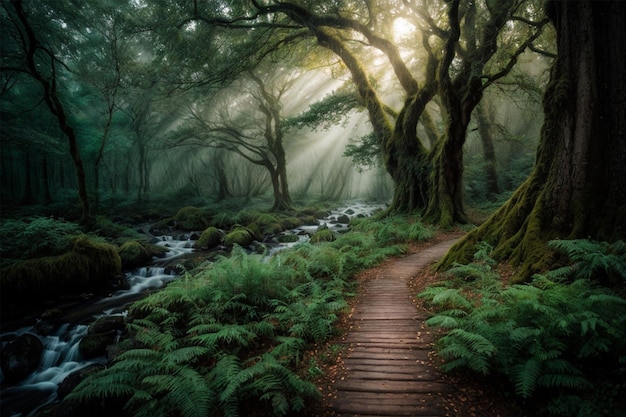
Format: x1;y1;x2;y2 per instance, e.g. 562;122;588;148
65;215;433;417
420;240;626;417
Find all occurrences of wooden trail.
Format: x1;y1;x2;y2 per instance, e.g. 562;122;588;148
329;240;458;417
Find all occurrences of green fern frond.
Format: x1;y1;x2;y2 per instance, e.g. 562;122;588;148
512;357;541;398
165;346;211;364
537;373;592;391
431;288;473;309
447;328;496;355
425;314;461;329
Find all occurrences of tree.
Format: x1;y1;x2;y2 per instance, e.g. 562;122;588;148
173;69;296;211
2;0;92;224
440;0;626;280
179;0;551;226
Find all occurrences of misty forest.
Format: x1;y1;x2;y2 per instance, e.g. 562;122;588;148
1;0;625;416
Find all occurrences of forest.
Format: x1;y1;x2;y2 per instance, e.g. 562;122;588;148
1;0;624;417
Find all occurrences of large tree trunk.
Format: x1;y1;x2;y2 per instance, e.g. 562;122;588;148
475;103;501;198
440;0;626;280
385;93;433;213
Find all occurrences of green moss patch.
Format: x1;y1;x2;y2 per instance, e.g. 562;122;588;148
224;227;256;247
194;227;223;249
1;236;122;308
173;206;209;230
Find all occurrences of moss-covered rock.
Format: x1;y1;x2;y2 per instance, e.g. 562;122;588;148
173;206;209;230
0;236;121;308
299;215;319;226
277;234;300;243
0;333;44;381
262;222;285;236
194;226;222;249
78;331;117;359
57;363;106;400
310;228;336;243
280;217;303;230
88;315;125;335
117;241;150;269
336;214;351;224
224;226;255;247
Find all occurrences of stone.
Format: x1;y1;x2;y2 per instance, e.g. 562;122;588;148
0;333;44;381
78;331;116;359
57;363;106;400
88;315;125;335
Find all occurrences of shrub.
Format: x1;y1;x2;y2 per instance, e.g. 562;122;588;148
420;241;626;417
0;216;82;263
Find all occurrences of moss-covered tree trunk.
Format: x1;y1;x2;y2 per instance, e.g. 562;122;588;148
440;0;626;280
384;93;433;212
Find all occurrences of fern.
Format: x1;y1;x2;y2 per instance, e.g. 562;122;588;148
548;239;626;283
422;244;626;414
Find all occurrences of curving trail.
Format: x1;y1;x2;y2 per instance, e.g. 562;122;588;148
329;239;458;417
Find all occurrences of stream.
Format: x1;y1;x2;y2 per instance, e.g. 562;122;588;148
0;202;385;417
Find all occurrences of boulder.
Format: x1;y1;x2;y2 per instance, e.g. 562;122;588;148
57;363;106;400
1;333;44;381
173;206;209;230
193;226;222;249
224;226;255;247
117;241;151;269
78;331;116;359
336;214;351;224
88;315;125;335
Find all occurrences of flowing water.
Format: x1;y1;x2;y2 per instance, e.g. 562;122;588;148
0;202;385;417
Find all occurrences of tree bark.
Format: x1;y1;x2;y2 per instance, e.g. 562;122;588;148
440;0;626;280
475;103;501;198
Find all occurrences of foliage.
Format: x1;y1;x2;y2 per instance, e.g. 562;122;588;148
351;215;435;246
0;216;82;264
344;132;381;171
68;214;434;416
421;241;626;416
548;239;626;285
284;91;359;131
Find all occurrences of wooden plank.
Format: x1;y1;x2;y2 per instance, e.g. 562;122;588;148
334;379;455;393
331;392;447;415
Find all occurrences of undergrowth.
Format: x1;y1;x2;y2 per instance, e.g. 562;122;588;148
420;240;626;417
68;215;433;417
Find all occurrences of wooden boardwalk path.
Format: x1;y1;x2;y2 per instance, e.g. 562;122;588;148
329;240;458;417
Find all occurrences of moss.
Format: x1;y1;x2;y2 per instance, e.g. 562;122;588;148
173;206;209;230
117;241;151;269
279;217;303;230
298;215;319;226
78;331;116;359
194;227;222;249
310;229;336;243
262;222;285;235
224;227;255;247
0;236;121;307
277;234;300;243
